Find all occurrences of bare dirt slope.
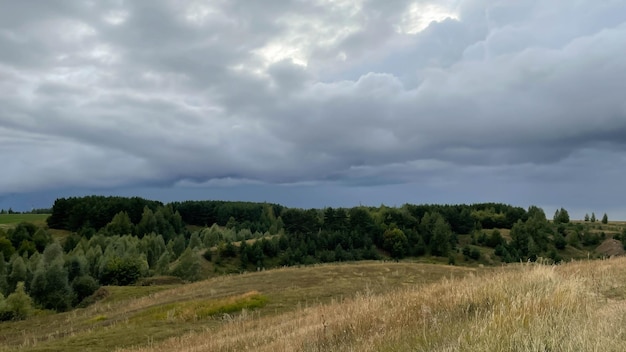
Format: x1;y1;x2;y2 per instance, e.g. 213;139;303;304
596;238;625;257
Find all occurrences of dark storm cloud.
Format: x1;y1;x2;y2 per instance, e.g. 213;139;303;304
1;0;626;214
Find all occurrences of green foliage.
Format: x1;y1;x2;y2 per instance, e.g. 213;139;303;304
8;222;37;248
8;255;28;294
510;220;530;258
155;251;171;275
220;240;237;258
47;196;163;231
553;208;570;224
0;235;15;259
71;275;100;306
99;256;146;286
486;229;504;248
30;243;73;311
383;228;408;259
135;207;157;237
17;240;37;257
169;235;186;259
188;232;202;250
171;200;284;233
430;214;452;257
202;249;212;262
591;212;596;223
1;282;33;321
602;213;608;224
554;232;567;250
582;231;600;246
132;292;268;323
0;253;8;295
106;211;134;236
170;248;203;282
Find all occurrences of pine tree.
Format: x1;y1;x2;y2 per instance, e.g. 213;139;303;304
591;212;596;222
602;213;608;224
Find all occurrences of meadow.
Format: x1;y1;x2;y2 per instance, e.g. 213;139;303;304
0;214;49;229
0;261;478;351
125;258;626;352
2;257;626;351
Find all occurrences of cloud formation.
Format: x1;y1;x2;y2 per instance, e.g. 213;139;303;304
1;0;626;214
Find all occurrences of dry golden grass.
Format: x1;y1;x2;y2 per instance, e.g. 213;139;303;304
122;258;626;352
0;261;475;352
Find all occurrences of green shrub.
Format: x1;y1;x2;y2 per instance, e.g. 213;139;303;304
2;282;33;321
72;275;100;305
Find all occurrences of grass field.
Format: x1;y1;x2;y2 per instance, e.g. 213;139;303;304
3;258;626;351
123;258;626;352
0;214;49;229
0;261;479;352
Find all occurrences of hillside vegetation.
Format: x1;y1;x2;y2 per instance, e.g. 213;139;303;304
123;257;626;352
0;261;478;351
2;258;625;351
1;197;625;350
1;197;624;319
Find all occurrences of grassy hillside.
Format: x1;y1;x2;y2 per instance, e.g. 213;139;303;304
0;261;478;352
4;258;626;351
122;258;626;352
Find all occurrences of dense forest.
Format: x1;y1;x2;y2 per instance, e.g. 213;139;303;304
0;196;621;320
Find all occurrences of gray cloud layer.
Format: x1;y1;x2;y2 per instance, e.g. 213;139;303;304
1;0;626;213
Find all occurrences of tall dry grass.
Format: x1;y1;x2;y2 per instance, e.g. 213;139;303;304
122;258;626;352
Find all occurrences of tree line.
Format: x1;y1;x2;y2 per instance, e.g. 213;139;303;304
0;196;620;320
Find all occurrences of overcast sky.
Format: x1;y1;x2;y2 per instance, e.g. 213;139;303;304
1;0;626;219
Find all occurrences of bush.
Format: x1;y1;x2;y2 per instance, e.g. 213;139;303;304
470;248;481;260
72;275;100;305
1;282;33;321
100;256;145;285
554;232;567;250
202;249;212;262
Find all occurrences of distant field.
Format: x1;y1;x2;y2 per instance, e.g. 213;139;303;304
0;214;49;228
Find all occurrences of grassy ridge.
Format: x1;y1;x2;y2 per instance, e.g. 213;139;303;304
122;258;626;352
3;258;626;351
0;261;477;352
